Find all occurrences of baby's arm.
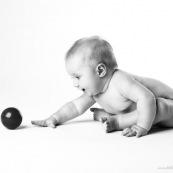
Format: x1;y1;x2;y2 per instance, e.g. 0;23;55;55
117;74;156;137
31;94;95;128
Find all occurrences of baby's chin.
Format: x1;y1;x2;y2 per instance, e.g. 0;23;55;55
87;93;92;97
84;91;92;96
84;91;93;97
82;88;100;97
86;91;100;97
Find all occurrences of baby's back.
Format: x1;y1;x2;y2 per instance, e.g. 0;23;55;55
132;73;173;100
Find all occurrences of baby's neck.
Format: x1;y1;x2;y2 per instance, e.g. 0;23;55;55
100;69;117;94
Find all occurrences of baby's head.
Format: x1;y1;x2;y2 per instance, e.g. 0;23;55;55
65;36;118;96
66;36;117;71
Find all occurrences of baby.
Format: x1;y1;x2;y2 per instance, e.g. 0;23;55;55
31;36;173;137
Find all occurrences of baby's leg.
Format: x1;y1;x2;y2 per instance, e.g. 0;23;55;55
100;97;173;133
101;111;137;133
90;107;138;132
154;98;173;127
90;108;113;121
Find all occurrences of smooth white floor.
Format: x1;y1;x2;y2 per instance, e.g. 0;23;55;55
0;112;173;173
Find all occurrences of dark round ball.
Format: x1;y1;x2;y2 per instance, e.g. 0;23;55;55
1;107;22;130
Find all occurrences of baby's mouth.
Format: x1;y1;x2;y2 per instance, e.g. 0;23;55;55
79;88;85;92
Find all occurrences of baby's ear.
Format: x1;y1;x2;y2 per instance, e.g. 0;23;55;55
96;63;107;77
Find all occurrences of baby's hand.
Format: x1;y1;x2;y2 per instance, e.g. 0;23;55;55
122;125;148;137
31;116;58;128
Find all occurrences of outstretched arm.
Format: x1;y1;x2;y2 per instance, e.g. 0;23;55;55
31;94;95;128
31;102;79;128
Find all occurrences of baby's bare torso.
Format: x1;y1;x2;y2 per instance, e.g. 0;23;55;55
94;70;173;115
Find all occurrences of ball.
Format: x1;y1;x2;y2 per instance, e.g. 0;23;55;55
1;107;22;130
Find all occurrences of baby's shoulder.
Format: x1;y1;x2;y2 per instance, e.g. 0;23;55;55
111;69;137;92
112;69;134;83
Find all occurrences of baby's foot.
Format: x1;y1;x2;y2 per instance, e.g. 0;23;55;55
90;108;112;121
101;116;119;133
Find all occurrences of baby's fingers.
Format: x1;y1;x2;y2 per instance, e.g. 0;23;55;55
31;120;47;127
122;128;132;136
46;120;56;128
131;125;148;137
122;128;136;137
131;125;140;137
31;120;56;128
127;130;136;137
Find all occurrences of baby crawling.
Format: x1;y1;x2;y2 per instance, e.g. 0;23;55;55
90;70;173;137
32;36;173;137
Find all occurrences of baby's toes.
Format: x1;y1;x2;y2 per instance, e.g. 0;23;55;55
105;121;111;133
101;117;107;123
102;121;108;132
102;121;112;133
93;114;98;121
91;108;101;121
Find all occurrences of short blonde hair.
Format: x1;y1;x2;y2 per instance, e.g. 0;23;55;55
65;36;118;70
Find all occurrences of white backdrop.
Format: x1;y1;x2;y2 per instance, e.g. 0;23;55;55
1;0;173;122
1;1;173;173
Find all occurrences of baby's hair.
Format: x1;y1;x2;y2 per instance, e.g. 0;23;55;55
65;36;118;70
